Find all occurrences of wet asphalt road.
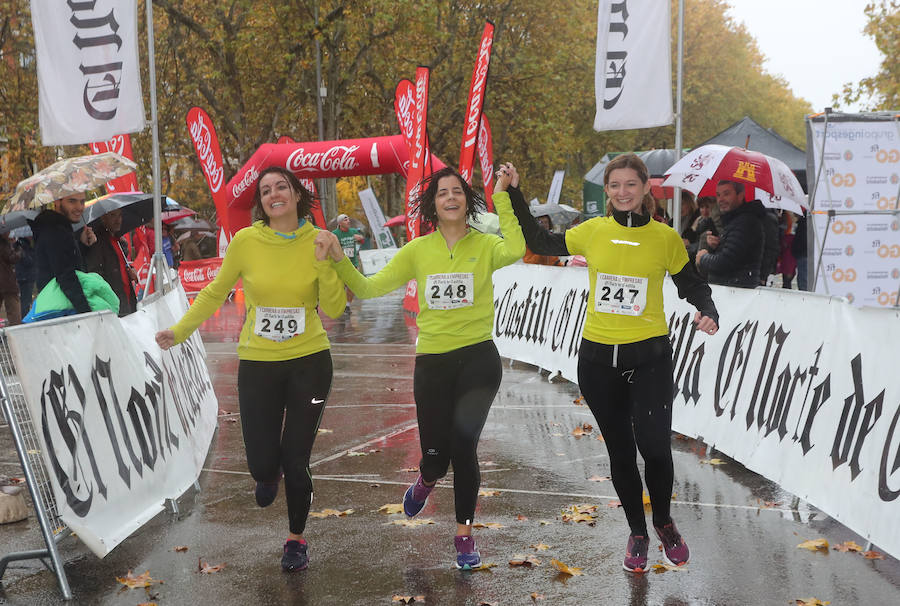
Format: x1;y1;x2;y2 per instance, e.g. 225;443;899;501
1;290;899;605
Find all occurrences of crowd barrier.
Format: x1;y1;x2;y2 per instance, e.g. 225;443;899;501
493;263;900;560
0;287;218;600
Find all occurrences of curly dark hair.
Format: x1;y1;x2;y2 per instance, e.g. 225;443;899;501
413;167;486;230
252;166;316;225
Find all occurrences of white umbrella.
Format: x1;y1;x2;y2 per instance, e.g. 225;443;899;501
468;211;500;234
529;202;581;226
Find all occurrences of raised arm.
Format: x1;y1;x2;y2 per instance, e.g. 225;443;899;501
506;179;570;256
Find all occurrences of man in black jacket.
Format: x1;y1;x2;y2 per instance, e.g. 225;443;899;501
83;209;137;315
31;192;97;314
695;180;764;288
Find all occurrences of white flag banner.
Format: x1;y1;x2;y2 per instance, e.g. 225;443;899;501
594;0;673;131
358;187;397;249
547;170;566;205
31;0;146;145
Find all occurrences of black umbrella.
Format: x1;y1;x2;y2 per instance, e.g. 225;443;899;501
0;209;38;235
80;192;181;237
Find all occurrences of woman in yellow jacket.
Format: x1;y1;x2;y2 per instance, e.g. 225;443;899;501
156;167;346;572
316;164;525;569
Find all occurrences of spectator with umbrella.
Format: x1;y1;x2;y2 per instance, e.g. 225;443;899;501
82;208;138;316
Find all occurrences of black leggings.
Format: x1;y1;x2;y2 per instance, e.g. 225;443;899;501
413;340;502;525
238;350;333;534
577;336;675;535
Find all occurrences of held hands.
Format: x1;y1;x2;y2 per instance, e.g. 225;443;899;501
155;329;175;350
693;311;718;336
494;162;517;192
314;230;344;262
80;226;97;246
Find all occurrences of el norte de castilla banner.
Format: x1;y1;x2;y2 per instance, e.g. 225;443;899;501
492;263;900;560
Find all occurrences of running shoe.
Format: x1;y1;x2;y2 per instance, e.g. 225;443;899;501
281;539;309;572
654;520;690;566
255;471;283;508
403;475;434;517
454;535;481;570
622;533;650;573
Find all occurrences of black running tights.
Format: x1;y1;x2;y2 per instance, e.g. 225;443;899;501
577;337;675;535
238;350;333;535
413;340;502;525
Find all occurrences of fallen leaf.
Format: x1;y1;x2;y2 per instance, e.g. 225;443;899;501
862;550;885;560
797;538;829;552
347;451;368;457
565;504;597;514
115;571;161;589
794;599;830;606
588;475;610;482
392;595;426;604
538;520;554;526
550;433;564;437
391;519;435;527
137;603;159;606
642;492;651;506
550;558;583;576
470;562;497;571
530;543;551;551
651;563;687;573
571;423;593;437
509;554;542;567
832;541;863;553
699;458;726;465
379;503;404;514
606;501;622;508
472;522;505;529
756;499;781;509
561;512;596;525
530;592;545;601
174;546;189;553
317;428;333;434
573;395;585;405
8;477;25;484
479;489;501;497
308;508;354;518
198;559;226;574
516;514;528;521
400;467;419;472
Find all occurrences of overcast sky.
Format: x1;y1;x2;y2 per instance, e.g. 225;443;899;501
725;0;883;112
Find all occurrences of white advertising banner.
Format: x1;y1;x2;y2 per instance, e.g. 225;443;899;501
4;288;218;557
594;0;673;131
807;119;900;307
493;263;900;559
31;0;146;145
358;188;397;249
547;170;566;205
359;248;401;276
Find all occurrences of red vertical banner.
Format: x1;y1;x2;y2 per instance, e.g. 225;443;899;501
186;107;231;237
458;21;494;184
477;114;495;210
89;135;139;193
405;66;431;242
393;79;416;178
278;135;327;229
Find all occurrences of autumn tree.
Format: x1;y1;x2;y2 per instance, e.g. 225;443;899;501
835;1;899;110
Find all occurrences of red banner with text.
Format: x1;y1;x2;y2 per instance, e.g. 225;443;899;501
90;135;139;193
179;258;224;295
477;115;495;209
405;67;431;242
186;107;230;236
458;21;494;184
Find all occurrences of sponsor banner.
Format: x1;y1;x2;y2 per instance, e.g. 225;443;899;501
593;0;673;131
808;119;900;306
90;135;139;193
547;170;566;205
405;67;431;242
4;287;218;557
359;248;401;276
492;263;900;560
31;0;146;145
186;107;230;236
459;22;494;184
478;115;495;209
394;79;416;178
358;188;397;249
178;258;223;295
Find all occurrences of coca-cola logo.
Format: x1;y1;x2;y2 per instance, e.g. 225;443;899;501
396;86;415;140
286;145;360;174
231;164;259;199
189;113;224;193
91;135;126;156
477;118;492;180
463;36;492;143
182;265;221;283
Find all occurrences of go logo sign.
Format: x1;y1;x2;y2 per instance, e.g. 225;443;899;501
876;196;898;210
832;268;857;282
831;173;856;187
876;149;900;163
878;291;899;306
831;220;857;234
877;245;900;258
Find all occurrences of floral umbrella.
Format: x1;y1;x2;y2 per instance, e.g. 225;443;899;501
3;152;137;213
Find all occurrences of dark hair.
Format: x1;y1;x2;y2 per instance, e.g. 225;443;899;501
716;179;745;196
252;166;316;225
603;153;655;215
413;167;486;229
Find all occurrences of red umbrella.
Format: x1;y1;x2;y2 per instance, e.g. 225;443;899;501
649;178;674;200
663;144;806;213
384;214;406;227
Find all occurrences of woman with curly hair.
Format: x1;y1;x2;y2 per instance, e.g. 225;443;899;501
316;164;525;569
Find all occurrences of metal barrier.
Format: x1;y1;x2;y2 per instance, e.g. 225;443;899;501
0;331;73;600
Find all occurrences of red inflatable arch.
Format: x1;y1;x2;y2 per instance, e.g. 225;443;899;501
221;135;445;237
